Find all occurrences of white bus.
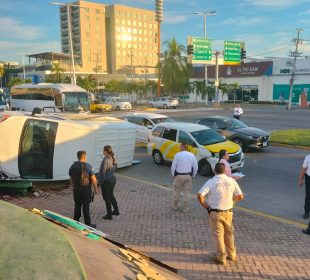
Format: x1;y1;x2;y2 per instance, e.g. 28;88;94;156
0;111;136;180
10;83;90;112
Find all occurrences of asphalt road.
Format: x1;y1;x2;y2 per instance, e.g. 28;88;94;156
116;105;310;224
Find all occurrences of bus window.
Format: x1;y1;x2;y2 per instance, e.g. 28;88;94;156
18;119;58;179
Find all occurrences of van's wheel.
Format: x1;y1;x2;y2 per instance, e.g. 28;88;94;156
232;137;246;152
149;103;153;108
163;104;168;109
198;159;213;176
116;106;120;111
152;150;164;165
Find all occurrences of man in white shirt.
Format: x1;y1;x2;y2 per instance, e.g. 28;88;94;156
171;143;198;213
197;163;244;265
233;104;243;120
298;154;310;220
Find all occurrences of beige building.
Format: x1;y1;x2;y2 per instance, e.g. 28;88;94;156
60;1;158;76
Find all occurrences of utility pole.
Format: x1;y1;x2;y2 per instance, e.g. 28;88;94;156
214;51;220;103
155;0;163;97
288;28;304;111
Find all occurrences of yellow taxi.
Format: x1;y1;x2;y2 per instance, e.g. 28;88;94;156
90;99;112;113
147;122;244;176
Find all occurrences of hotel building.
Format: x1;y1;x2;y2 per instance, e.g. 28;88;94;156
59;0;158;76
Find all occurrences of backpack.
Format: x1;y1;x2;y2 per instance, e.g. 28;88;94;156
71;162;90;187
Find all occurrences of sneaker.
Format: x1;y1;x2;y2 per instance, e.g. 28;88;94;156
227;255;237;261
102;214;112;220
302;229;310;235
303;213;309;219
213;256;226;266
112;210;120;215
89;224;96;228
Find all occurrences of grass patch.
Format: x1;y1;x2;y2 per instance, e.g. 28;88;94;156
270;129;310;147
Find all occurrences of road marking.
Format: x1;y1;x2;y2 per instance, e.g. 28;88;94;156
117;173;308;228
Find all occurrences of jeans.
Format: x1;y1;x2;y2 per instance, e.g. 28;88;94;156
101;177;118;216
73;186;92;226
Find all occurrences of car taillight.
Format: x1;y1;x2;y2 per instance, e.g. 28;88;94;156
0;115;10;123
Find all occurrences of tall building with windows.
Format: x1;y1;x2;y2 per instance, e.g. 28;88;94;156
59;1;158;76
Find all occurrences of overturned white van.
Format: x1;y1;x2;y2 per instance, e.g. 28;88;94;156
0;111;136;180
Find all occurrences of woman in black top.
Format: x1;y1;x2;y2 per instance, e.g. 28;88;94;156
98;145;119;220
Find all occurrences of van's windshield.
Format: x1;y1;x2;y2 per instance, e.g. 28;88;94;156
190;129;226;146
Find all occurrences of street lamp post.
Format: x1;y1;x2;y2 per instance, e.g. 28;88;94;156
155;0;163;97
194;11;216;38
16;53;27;80
50;2;85;85
194;11;216;103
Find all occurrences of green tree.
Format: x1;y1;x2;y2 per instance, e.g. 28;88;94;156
51;62;64;82
219;81;229;102
229;82;240;103
7;77;32;88
0;65;4;88
76;75;97;92
159;38;191;96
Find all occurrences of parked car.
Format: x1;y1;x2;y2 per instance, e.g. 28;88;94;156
103;97;132;111
90;100;112;113
121;112;174;143
148;97;179;109
147;122;244;176
196;116;270;151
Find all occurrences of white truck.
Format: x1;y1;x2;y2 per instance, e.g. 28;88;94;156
0;111;136;180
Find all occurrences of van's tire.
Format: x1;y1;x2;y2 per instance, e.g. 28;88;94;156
116;106;120;111
163;104;168;109
231;137;246;152
198;159;213;177
152;150;164;165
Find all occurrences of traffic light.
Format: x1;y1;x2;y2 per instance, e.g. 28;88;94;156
241;47;246;59
187;44;194;55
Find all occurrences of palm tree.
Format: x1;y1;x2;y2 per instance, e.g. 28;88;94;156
77;75;97;92
229;82;240;103
219;81;229;102
159;38;191;96
7;77;32;88
51;62;64;83
0;65;4;88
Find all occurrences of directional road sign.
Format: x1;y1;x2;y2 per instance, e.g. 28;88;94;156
188;36;212;64
224;41;242;65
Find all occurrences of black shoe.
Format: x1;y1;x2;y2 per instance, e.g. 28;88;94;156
302;229;310;235
303;213;309;219
112;210;120;215
102;214;112;220
88;224;96;228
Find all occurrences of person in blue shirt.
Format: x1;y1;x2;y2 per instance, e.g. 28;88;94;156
98;145;119;220
69;150;98;228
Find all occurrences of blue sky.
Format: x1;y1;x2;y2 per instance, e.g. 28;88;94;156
1;0;310;63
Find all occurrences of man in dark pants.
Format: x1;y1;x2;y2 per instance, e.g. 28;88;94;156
69;150;98;228
298;153;310;221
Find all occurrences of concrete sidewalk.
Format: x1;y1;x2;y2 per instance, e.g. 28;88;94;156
4;175;310;280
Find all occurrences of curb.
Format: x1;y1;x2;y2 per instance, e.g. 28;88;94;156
270;142;310;151
117;173;308;229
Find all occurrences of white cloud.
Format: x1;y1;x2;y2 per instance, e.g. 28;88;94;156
244;0;310;9
164;13;188;24
299;9;310;15
223;17;265;26
0;17;45;40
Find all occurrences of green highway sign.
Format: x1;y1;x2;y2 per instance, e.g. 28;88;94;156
224;41;242;65
188;36;212;63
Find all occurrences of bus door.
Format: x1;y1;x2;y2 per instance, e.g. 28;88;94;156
18;119;58;179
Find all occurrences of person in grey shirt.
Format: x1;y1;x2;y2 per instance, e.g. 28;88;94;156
98;145;119;220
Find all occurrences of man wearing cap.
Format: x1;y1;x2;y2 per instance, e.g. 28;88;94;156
171;143;198;213
197;162;244;265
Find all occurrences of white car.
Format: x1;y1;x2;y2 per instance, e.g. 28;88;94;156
103;97;132;111
121;112;174;143
148;97;179;109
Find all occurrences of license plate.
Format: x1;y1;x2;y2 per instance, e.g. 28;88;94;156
263;141;268;147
